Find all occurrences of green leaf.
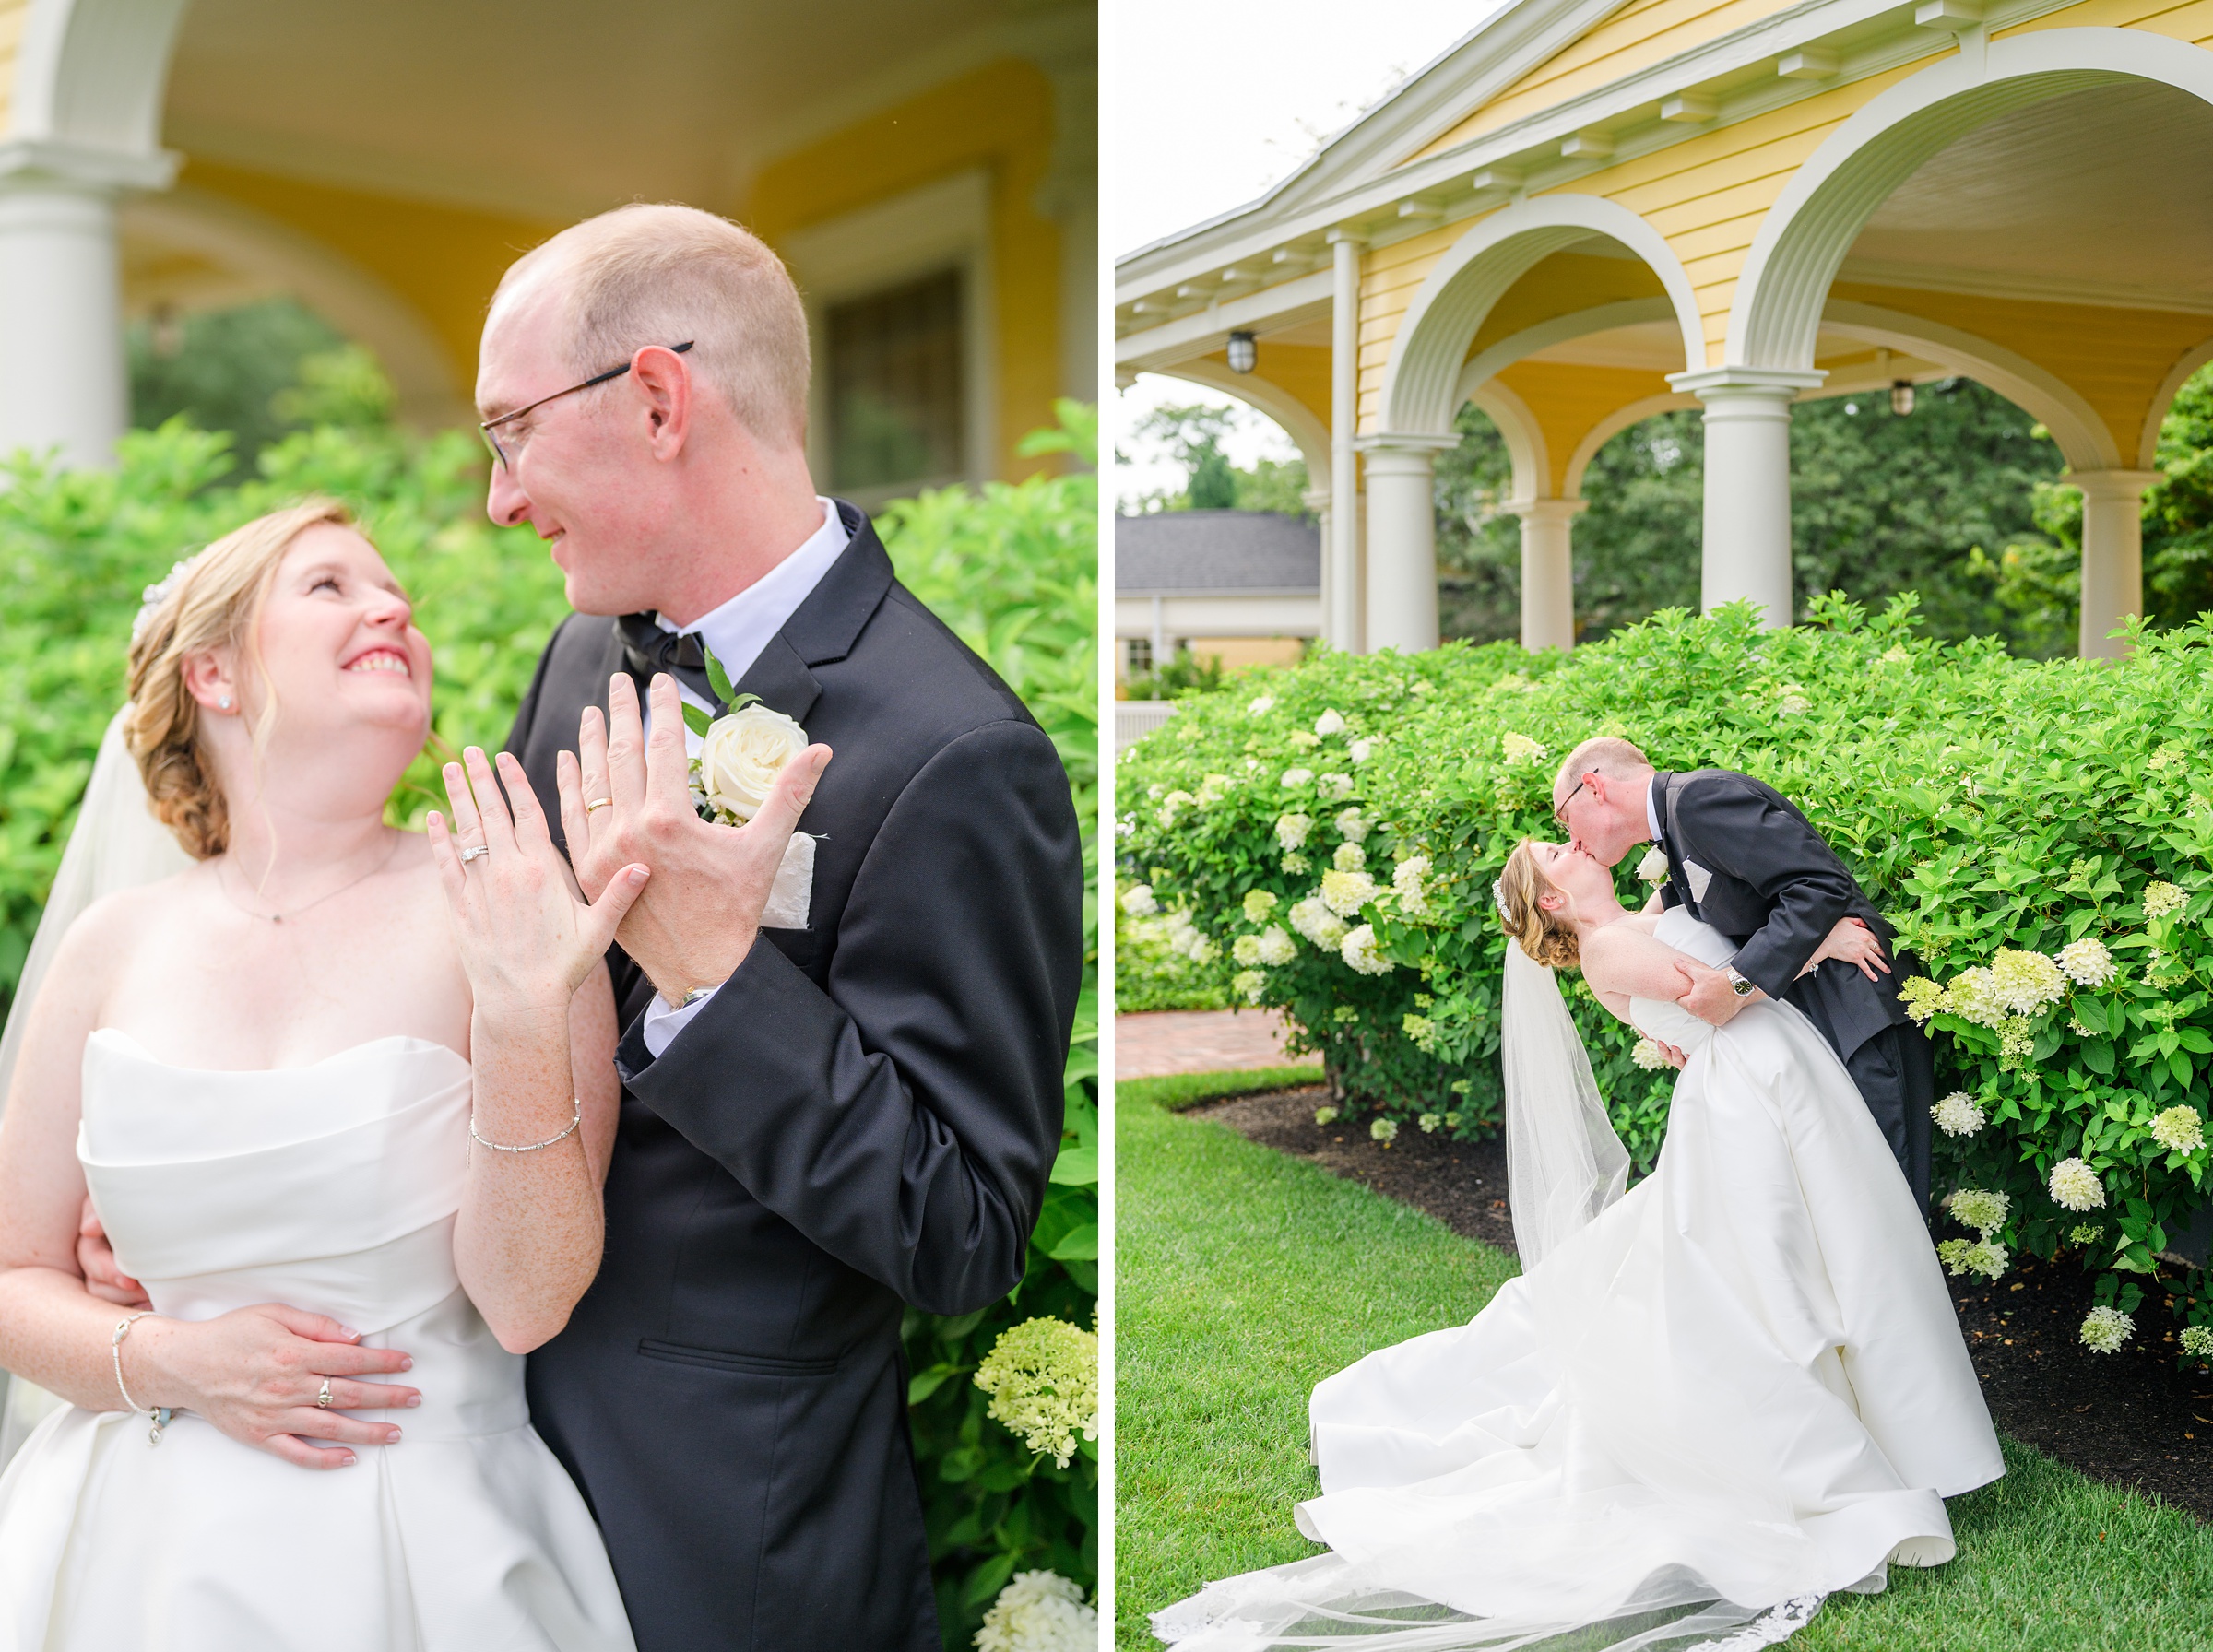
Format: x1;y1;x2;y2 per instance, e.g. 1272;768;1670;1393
1047;1222;1098;1261
906;1363;964;1405
703;639;736;706
1048;1144;1099;1186
680;701;712;738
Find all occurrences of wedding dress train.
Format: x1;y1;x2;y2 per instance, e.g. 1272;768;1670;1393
0;1032;634;1651
1155;912;2001;1650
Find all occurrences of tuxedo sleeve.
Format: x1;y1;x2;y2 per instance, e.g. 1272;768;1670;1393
616;718;1082;1317
1674;778;1857;1000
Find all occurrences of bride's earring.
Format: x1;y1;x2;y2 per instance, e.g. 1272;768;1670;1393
217;695;233;712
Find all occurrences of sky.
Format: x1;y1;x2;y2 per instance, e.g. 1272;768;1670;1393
1110;0;1505;509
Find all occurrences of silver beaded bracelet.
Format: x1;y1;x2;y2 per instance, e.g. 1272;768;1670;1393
469;1095;583;1153
112;1312;174;1446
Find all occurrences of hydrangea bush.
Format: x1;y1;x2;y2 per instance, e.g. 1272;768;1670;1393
1117;595;2212;1355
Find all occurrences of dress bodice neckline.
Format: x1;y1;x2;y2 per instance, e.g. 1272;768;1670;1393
86;1025;468;1078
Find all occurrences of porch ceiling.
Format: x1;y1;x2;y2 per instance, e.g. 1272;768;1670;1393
159;0;1051;220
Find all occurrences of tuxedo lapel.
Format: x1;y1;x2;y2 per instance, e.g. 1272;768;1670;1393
731;632;821;726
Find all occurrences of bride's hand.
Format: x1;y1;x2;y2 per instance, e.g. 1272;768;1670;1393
129;1305;420;1470
427;747;650;1021
1801;915;1890;982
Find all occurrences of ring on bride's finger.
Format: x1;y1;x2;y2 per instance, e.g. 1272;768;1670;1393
585;797;612;813
459;844;491;864
316;1377;335;1409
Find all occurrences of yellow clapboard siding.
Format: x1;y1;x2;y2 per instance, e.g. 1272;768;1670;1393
1412;0;1795;160
1467;250;1669;357
0;0;29;134
1495;360;1680;490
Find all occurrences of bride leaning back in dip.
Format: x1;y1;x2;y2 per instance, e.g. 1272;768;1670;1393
1156;835;2004;1652
0;502;814;1648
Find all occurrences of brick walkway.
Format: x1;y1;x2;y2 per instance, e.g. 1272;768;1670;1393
1115;1009;1321;1080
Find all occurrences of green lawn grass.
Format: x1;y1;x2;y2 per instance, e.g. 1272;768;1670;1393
1115;1072;2213;1652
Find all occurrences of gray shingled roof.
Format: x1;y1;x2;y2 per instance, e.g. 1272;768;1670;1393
1116;511;1320;595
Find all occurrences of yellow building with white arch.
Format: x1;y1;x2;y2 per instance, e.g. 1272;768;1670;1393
0;0;1095;499
1115;0;2212;658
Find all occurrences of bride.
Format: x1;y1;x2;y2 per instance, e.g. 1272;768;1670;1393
1157;837;2003;1651
0;502;658;1647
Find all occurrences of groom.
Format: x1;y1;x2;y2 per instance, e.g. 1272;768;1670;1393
1555;737;1933;1207
479;207;1083;1646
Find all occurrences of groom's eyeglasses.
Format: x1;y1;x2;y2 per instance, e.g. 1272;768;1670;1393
1552;776;1588;828
478;341;695;469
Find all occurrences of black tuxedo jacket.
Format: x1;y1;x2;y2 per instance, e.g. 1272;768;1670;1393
503;503;1084;1652
1652;768;1911;1061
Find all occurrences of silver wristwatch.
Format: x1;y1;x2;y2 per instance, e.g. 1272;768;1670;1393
1724;966;1756;998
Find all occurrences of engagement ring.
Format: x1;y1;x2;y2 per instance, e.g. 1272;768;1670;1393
316;1378;335;1409
459;844;491;864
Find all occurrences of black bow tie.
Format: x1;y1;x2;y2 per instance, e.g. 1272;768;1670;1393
615;613;717;706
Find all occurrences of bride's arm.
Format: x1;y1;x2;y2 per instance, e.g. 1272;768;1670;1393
437;747;644;1354
1579;924;1725;1024
0;898;417;1468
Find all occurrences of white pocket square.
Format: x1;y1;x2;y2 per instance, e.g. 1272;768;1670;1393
1680;858;1713;903
763;832;815;930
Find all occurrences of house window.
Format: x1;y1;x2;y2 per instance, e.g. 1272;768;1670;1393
827;267;964;492
1125;637;1154;676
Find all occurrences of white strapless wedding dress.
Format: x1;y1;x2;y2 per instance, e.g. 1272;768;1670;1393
0;1032;635;1651
1156;913;2003;1651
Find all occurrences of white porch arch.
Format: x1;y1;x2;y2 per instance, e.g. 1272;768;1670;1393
1367;196;1701;654
1452;297;1680;424
2141;336;2213;470
1152;358;1331;484
1727;28;2213;653
1561;391;1698;501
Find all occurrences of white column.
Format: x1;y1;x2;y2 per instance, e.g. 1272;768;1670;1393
1357;433;1459;654
0;144;174;469
1304;485;1331;648
1669;366;1825;628
1506;497;1587;652
2072;469;2160;659
1328;230;1365;653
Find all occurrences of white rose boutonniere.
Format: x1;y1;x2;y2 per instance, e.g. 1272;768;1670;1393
1637;846;1671;884
694;702;808;824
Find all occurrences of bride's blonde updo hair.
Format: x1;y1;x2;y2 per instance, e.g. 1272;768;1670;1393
1495;839;1580;970
125;499;355;859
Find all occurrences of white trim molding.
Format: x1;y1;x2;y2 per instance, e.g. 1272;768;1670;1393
2140;336;2213;470
779;168;998;506
1730;29;2213;371
1378;195;1702;437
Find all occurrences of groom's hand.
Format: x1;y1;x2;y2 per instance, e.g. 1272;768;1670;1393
1676;959;1757;1027
558;674;830;1005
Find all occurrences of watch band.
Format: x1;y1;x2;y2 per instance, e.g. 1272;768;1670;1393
1725;966;1756;998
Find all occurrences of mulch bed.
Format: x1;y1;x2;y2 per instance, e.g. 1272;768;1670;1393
1186;1083;2213;1522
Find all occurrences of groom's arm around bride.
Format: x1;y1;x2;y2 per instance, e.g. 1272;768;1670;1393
485;207;1084;1650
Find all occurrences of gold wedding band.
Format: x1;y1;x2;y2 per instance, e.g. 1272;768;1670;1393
316;1377;335;1409
585;797;612;813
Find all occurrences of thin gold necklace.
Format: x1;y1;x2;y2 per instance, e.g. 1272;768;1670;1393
219;835;402;925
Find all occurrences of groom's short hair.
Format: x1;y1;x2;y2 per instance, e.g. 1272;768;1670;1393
496;203;810;452
1552;736;1651;807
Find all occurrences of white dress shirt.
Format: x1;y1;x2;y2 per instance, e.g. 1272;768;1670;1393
640;498;850;1057
1647;774;1663;844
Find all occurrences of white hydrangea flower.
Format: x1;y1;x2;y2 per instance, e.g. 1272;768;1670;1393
1392;856;1431;918
1232;969;1266;1005
1289;896;1349;951
1119;883;1158;917
1281;852;1310;875
1193;773;1231;807
1256;926;1297;966
1949;1187;2009;1236
1350;738;1373;764
1935;1237;2009;1281
1899;977;1946;1024
1315;708;1347;737
1247;694;1276;716
1280;767;1314;789
2067;1222;2105;1245
1320;868;1379;917
1232;935;1263;967
1931;1092;1985;1138
1370;1116;1398;1143
1334;808;1371;843
2055;937;2117;987
1988;949;2065;1016
1275;812;1313;850
1342;923;1392;974
1287;729;1321;750
1333;842;1366;874
1941;967;2007;1029
1318;773;1355;802
2150;1105;2206;1154
2144;880;2187;919
1636;846;1671;884
976;1570;1096;1652
1881;645;1912;665
1155;789;1194;828
2048;1157;2106;1212
1417;1112;1441;1133
2079;1305;2134;1354
1314;1104;1339;1127
972;1319;1097;1468
1243;889;1279;923
1776;683;1810;716
1631;1037;1669;1071
1188;937;1218;965
1500;733;1546;765
2182;1326;2213;1360
1162;909;1195;947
